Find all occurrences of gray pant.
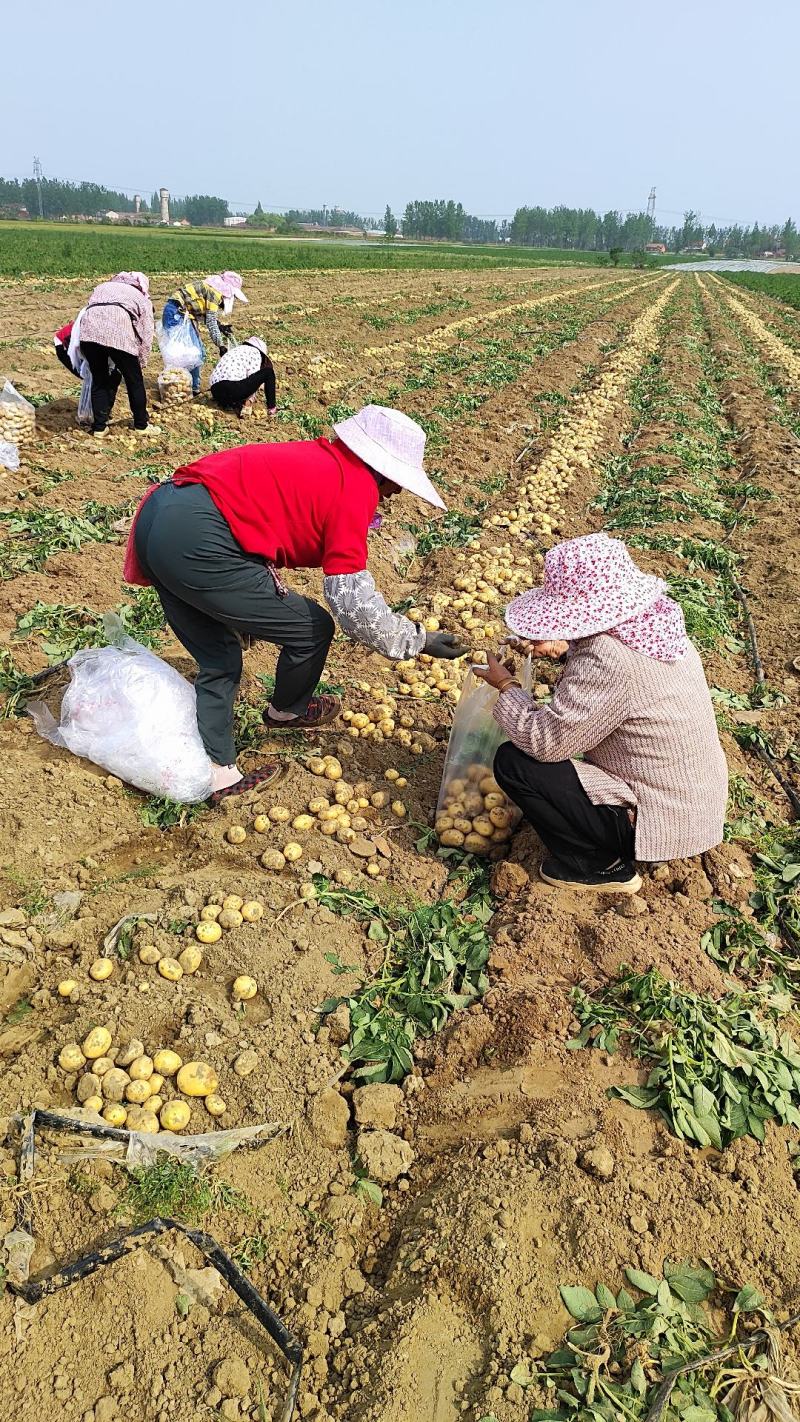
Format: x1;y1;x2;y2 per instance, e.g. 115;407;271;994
134;482;334;764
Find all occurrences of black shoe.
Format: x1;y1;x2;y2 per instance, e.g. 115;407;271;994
539;856;642;895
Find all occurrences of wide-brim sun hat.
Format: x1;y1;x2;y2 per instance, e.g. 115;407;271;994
206;273;249;304
505;532;665;641
334;404;446;510
243;336;268;357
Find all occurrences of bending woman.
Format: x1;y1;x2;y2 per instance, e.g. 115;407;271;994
160;271;248;393
78;272;156;436
210;337;277;418
125;405;464;801
476;533;728;894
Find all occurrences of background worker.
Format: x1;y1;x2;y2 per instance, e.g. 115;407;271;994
209;336;277;419
124;405;465;801
77;271;156;436
477;532;728;894
160;271;248;393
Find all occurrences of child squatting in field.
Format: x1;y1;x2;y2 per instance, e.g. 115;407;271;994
124;405;466;801
476;533;728;894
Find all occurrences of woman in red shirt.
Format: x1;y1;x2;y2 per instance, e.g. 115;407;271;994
127;405;464;799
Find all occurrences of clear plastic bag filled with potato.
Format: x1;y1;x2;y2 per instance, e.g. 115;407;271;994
435;658;531;857
0;381;35;445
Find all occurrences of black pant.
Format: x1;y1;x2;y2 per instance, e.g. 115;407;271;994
81;341;147;431
494;741;636;873
134;482;335;764
210;360;276;414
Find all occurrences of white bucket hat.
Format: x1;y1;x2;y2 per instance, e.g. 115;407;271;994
333;405;446;510
243;336;268;357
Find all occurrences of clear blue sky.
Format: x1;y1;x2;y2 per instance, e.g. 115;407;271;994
7;0;798;226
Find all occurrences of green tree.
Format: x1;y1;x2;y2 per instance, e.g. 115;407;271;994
384;205;398;240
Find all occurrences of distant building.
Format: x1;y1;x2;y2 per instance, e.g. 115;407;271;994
0;205;29;220
224;215;248;227
682;240;707;253
173;218;191;228
645;242;667;254
160;188;170;224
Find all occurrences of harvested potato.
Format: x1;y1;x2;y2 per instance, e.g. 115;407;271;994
148;1094;164;1114
83;1095;104;1113
370;791;389;809
365;862;381;878
101;1068;130;1102
226;825;247;844
148;1073;165;1096
205;1094;227;1117
463;832;491;854
128;1055;154;1081
178;944;203;974
89;958;114;982
241;900;264;922
307;757;326;775
102;1104;127;1127
126;1107;159;1134
200;904;222;921
218;909;243;930
323;760;343;781
82;1027;112;1060
384;768;399;781
292;813;314;831
153;1049;182;1077
177;1061;219;1097
299;882;317;901
76;1073;102;1103
334;867;353;886
261;849;286;871
160;1100;191;1132
308;797;330;814
472;817;494;838
57;979;77;998
391;801;407;818
196;921;223;945
138;944;161;964
232;975;258;1001
92;1056;114;1077
223;895;244;912
253;814;270;833
440;829;466;847
158;956;183;982
283;842;303;862
126;1080;152;1105
268;806;291;823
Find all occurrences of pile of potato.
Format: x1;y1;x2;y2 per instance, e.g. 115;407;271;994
0;396;35;445
194;892;265;944
158;367;194;405
435;764;516;856
57;1026;224;1133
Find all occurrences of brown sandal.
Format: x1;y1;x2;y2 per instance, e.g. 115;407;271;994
263;694;342;730
209;763;282;805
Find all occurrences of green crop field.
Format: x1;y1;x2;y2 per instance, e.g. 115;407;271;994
0;221;674;279
721;270;800;310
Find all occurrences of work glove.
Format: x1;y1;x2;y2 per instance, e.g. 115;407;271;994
424;630;469;660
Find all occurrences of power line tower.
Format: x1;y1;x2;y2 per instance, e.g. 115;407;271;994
33;156;44;219
647;186;656;223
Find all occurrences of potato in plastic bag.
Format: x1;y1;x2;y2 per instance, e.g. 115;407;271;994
0;381;35;444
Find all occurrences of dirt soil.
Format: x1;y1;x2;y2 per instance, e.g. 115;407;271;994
0;268;799;1422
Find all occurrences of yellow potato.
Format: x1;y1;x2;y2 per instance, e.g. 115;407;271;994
176;1061;219;1097
57;979;77;998
253;814;270;833
158;957;184;982
439;829;466;847
148;1095;164;1114
292;814;314;831
308;797;330;814
196;920;223;944
89;958;114;982
384;768;399;781
283;842;303;862
139;944;161;964
83;1095;104;1114
371;791;389;808
435;815;454;831
324;763;343;781
178;945;203;975
261;849;286;870
232;975;258;1001
472;817;494;839
200;903;222;921
483;792;506;810
453;817;473;834
92;1057;114;1076
241;900;264;923
218;909;243;930
226;825;247;844
223;895;244;911
127;1108;160;1134
268;806;291;823
395;777;408;789
464;833;491;854
153;1049;182;1077
319;820;337;836
148;1073;165;1095
205;1094;227;1117
129;1055;154;1081
160;1100;191;1132
126;1080;152;1104
366;862;381;878
58;1043;86;1071
307;757;327;775
101;1068;130;1101
391;801;407;818
82;1027;112;1060
102;1104;128;1127
489;807;513;828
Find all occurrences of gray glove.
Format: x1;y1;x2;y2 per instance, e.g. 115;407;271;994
424;630;469;660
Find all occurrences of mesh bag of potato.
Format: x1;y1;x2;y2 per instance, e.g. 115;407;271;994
158;367;194;405
0;380;35;445
435;659;531;856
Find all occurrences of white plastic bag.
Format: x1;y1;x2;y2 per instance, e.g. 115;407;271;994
0;381;35;444
156;313;204;370
435;658;531;856
77;361;93;426
0;440;19;472
28;617;212;802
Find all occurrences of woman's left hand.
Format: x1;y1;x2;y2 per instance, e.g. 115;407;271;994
473;651;517;690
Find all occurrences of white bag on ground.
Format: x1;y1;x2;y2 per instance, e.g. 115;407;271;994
0;440;19;472
156;314;204;370
28;618;212;802
435;658;531;855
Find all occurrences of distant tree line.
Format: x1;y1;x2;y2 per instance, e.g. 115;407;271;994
509;204;799;257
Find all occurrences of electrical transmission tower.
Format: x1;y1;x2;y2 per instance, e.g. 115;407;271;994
33;156;44;219
647;186;656;223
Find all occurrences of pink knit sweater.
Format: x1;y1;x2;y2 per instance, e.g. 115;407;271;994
493;633;728;861
79;280;154;365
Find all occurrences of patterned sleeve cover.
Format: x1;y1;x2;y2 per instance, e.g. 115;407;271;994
323;571;426;660
205;312;224;349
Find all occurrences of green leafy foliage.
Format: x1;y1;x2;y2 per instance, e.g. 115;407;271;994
119;1157;252;1225
138;796;206;830
405;509;483;557
570;966;800;1146
314;874;493;1082
0;499;132;578
14;589;165;661
721;271;800;312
